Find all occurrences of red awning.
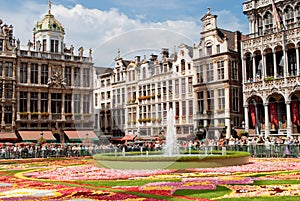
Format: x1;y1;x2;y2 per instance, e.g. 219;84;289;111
64;130;99;141
121;135;136;141
0;132;18;141
18;131;56;141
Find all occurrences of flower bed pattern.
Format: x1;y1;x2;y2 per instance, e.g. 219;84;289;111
0;157;300;200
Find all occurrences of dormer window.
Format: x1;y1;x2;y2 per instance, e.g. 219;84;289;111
206;43;212;56
50;39;59;53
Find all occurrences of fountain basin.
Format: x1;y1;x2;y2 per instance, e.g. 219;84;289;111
93;151;250;170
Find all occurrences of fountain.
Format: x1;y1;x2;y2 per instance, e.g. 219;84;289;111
93;109;250;170
163;108;179;156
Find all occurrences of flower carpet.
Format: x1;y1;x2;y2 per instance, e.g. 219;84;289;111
0;157;299;200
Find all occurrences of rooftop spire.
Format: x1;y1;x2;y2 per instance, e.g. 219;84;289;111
48;0;52;14
207;7;211;14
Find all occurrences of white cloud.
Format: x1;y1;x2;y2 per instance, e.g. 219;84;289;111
0;2;245;66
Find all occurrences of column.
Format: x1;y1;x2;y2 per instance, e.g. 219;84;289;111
273;51;277;78
242;55;247;82
27;62;31;84
252;53;256;80
283;44;288;77
286;101;292;138
296;46;300;76
264;103;270;138
225;118;231;139
262;52;266;79
244;104;249;132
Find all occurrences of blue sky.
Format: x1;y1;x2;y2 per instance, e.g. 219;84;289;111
0;0;248;66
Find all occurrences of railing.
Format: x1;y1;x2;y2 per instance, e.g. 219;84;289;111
0;143;299;159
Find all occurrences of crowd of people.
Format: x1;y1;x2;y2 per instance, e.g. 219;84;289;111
1;135;300;159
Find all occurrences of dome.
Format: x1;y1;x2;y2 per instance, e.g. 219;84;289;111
33;7;64;34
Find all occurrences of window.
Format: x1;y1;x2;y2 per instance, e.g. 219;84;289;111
285;6;294;25
216;45;220;54
64;66;71;86
207;90;214;111
181;59;185;73
197;65;203;83
74;94;81;113
0;62;2;77
20;63;27;83
264;12;273;32
206;63;214;82
188;100;193;116
4;106;12;124
218;89;225;110
217;61;224;80
188;77;193;94
50;39;59;53
258;16;263;35
206;44;212;56
41;64;48;85
0;40;3;51
5;83;12;99
232;88;239;112
197;91;204;114
31;63;38;84
83;68;90;87
232;61;238;80
182;101;186;116
41;92;48;113
30;92;38;112
51;93;62;114
182;78;186;94
42;39;47;52
20;91;27;112
4;62;13;77
65;94;72;113
175;79;179;96
74;67;81;87
95;93;98;107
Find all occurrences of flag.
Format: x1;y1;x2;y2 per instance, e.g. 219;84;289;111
271;0;282;31
270;103;278;127
291;101;299;124
250;105;256;127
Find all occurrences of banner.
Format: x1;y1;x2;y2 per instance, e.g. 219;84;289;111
250;105;256;127
271;0;282;31
291;101;299;124
270;103;278;126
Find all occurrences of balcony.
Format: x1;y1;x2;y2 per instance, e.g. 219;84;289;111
244;76;299;93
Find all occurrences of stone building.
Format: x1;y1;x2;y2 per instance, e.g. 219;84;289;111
96;46;195;140
0;18;18;142
242;0;300;137
193;8;243;139
0;3;97;143
94;8;244;141
94;67;113;138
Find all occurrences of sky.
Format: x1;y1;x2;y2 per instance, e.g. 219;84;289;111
0;0;249;67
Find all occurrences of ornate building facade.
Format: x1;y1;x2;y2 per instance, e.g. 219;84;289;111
110;46;194;139
0;4;96;143
95;9;243;140
242;0;300;137
193;8;243;139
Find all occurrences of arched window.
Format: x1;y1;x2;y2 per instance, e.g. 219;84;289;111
181;59;185;73
264;11;273;33
206;42;212;56
285;6;294;26
296;4;300;20
257;15;263;35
